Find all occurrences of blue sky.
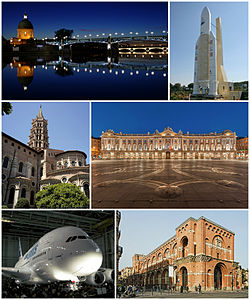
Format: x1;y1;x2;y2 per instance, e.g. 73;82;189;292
2;2;167;39
170;2;248;85
119;210;248;270
92;102;248;138
2;102;90;163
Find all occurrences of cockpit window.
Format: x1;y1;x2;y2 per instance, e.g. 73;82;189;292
66;235;88;242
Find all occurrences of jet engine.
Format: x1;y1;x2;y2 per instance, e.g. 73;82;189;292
85;271;105;286
100;268;114;282
85;268;114;286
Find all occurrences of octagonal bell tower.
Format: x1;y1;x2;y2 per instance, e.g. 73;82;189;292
28;106;49;151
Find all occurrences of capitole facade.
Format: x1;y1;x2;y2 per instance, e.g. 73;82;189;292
100;127;237;160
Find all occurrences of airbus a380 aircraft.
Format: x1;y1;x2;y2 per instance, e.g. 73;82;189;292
2;226;114;285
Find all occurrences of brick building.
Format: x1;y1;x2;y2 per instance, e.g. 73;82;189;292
100;127;237;160
91;137;101;159
125;216;241;291
2;107;89;208
236;137;248;159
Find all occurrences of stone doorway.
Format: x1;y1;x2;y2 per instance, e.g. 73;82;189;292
214;264;222;290
166;152;170;159
180;267;188;288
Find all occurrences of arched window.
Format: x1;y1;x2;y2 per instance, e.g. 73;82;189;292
51;164;54;170
2;156;9;168
21;188;26;198
84;183;89;198
79;161;82;166
40;167;43;178
18;162;23;173
31;167;35;177
72;161;76;167
8;187;15;205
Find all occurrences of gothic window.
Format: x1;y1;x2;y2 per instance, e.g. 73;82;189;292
18;162;23;173
2;157;9;168
31;167;35;177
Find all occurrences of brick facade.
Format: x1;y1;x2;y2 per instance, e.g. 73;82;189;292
125;217;241;291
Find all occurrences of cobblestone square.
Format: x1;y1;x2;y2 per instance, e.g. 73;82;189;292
92;160;248;208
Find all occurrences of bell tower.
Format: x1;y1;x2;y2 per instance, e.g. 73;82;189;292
28;106;49;151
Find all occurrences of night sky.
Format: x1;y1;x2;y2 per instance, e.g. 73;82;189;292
2;2;167;39
92;102;248;138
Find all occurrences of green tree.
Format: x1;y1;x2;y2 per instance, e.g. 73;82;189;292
36;183;89;208
15;198;30;208
2;102;13;115
55;28;73;40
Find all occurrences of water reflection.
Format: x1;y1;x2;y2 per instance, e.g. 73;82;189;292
2;54;167;100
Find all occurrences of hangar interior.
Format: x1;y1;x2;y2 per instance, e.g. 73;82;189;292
2;210;114;298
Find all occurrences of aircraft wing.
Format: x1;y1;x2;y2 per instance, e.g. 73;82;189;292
2;267;31;281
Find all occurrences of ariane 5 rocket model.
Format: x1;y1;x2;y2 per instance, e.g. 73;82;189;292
193;7;227;97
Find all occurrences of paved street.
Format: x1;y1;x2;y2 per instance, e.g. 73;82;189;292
132;290;248;298
92;160;248;208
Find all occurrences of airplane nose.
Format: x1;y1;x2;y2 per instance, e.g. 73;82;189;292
72;250;103;276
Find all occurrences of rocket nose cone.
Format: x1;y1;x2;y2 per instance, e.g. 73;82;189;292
200;6;211;34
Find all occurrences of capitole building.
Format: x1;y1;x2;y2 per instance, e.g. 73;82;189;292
2;106;89;208
124;216;242;291
100;127;237;160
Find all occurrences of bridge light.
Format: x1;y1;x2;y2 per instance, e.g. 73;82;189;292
89;34;92;37
109;70;112;73
84;68;87;72
73;36;75;38
84;35;87;38
151;72;154;75
130;72;133;76
108;33;112;36
77;35;79;38
162;30;166;33
102;70;106;74
150;32;154;35
96;34;99;37
129;32;133;34
77;69;79;72
89;69;92;73
135;32;139;35
121;70;125;74
115;71;118;75
163;73;167;77
146;73;149;76
121;33;124;36
73;67;75;71
136;71;139;75
97;69;99;72
115;32;118;35
145;31;149;34
102;33;105;36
